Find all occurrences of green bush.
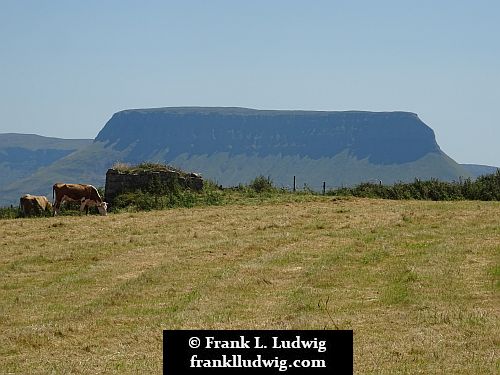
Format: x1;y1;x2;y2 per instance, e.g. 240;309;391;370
0;207;20;219
249;175;275;193
112;181;224;212
114;191;156;211
473;170;500;200
201;181;224;205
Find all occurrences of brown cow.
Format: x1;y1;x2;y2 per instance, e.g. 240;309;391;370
20;194;52;216
52;183;108;216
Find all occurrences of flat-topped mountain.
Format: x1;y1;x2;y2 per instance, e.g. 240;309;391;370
96;107;439;164
0;107;472;205
94;107;467;187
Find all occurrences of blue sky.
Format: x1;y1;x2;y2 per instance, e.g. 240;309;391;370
1;0;499;166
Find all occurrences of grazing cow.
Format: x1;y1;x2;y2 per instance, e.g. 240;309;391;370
20;194;52;216
52;183;108;216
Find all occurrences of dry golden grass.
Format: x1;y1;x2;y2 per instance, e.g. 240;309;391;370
0;197;499;374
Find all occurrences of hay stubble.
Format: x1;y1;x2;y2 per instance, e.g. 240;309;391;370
1;198;498;373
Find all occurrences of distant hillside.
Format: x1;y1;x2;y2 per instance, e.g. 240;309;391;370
0;134;92;204
461;164;499;178
0;107;473;205
0;133;91;150
0;141;123;206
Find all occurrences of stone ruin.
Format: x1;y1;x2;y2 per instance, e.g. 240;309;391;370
104;165;203;205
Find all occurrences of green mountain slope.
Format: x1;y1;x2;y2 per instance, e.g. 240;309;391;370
170;151;467;189
0;134;92;202
461;164;499;178
0;141;124;206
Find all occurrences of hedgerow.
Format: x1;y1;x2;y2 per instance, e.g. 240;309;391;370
329;170;500;201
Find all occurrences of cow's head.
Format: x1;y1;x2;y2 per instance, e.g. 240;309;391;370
97;202;108;216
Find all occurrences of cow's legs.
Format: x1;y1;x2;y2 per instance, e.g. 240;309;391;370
53;202;59;216
53;197;64;216
80;198;93;215
79;200;87;214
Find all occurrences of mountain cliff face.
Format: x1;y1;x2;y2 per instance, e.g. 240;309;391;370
96;108;439;165
94;107;467;187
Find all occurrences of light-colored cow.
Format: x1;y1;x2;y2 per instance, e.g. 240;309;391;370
20;194;52;216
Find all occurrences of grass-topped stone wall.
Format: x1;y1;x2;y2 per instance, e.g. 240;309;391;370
105;162;203;205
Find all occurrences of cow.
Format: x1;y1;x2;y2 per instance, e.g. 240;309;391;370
52;183;108;216
20;194;52;217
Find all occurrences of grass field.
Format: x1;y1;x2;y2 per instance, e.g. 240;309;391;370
1;196;499;374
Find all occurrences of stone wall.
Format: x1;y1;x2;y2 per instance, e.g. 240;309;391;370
105;168;203;204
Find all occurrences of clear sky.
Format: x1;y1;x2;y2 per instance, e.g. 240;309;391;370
1;0;498;166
